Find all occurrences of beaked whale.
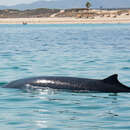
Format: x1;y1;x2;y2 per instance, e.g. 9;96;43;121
4;74;130;93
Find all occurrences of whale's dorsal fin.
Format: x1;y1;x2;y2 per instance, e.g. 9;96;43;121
103;74;119;85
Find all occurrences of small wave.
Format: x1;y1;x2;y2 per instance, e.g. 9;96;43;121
121;67;130;70
23;84;57;95
0;82;8;86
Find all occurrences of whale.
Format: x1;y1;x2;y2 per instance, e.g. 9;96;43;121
3;74;130;93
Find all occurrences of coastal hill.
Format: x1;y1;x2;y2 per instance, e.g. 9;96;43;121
0;8;130;18
0;8;60;18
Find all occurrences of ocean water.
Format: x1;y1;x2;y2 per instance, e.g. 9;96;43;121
0;24;130;129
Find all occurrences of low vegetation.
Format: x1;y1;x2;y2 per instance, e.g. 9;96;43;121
0;8;60;18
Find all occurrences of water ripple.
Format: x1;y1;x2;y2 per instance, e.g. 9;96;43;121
0;24;130;129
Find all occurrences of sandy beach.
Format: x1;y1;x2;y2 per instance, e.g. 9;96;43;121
0;16;130;24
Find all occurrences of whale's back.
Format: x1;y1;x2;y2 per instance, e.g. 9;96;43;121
4;74;130;93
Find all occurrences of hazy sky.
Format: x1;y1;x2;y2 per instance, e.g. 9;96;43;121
0;0;130;8
0;0;40;5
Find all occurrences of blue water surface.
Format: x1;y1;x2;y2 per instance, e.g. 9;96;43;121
0;24;130;129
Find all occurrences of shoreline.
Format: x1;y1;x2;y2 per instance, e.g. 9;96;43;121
0;17;130;24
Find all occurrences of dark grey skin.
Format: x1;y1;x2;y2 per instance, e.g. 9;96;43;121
4;74;130;93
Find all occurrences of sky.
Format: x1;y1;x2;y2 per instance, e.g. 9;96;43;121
0;0;39;6
0;0;130;8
